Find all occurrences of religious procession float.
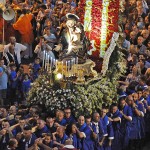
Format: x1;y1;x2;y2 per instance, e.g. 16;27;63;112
28;0;127;116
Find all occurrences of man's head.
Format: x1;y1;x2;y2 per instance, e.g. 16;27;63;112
93;112;100;122
9;63;16;71
100;108;107;118
29;106;38;116
37;119;45;129
126;95;134;106
78;115;85;126
44;133;52;144
110;103;118;114
132;25;139;33
143;89;149;98
8;138;18;150
138;54;145;60
85;116;91;125
130;31;136;39
9;105;17;115
119;97;126;108
64;108;71;119
137;5;144;15
137;36;144;45
56;126;65;137
45;27;51;35
46;117;54;127
0;58;4;67
132;93;138;101
33;113;40;121
34;57;40;65
10;37;16;44
57;110;64;121
0;107;7;117
19;117;26;127
141;29;149;39
23;126;32;140
2;120;10;129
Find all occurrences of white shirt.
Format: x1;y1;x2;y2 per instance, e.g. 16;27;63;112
34;44;55;60
4;43;27;64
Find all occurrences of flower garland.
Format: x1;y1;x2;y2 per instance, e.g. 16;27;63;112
101;32;119;75
84;0;92;32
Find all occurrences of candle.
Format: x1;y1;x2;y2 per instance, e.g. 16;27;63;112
76;57;79;77
68;61;71;77
73;58;75;76
50;57;52;73
56;60;58;70
53;59;55;68
43;50;45;67
45;53;47;70
47;55;50;71
71;58;74;76
76;57;78;65
66;61;67;78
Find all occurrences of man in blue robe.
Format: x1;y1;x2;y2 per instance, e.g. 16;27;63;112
107;103;123;150
53;126;68;148
91;112;104;150
101;106;114;150
126;94;145;150
119;97;133;150
18;125;37;150
142;89;150;136
64;108;76;125
55;111;67;127
35;119;50;138
76;115;94;150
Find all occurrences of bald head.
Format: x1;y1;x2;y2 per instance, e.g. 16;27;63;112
9;105;17;115
93;112;100;122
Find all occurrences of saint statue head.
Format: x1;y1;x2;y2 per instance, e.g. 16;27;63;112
66;13;79;28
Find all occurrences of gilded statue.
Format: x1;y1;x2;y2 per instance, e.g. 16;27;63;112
54;13;90;64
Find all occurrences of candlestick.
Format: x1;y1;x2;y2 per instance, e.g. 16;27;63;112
56;59;58;70
68;60;70;77
76;57;78;65
47;54;50;71
74;58;76;76
50;57;52;73
66;61;67;79
45;53;47;70
53;59;55;69
43;50;45;67
71;58;74;76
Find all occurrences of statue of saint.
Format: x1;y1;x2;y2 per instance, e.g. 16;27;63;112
55;13;90;64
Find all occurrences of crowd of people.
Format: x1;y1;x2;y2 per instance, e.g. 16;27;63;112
0;0;150;150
